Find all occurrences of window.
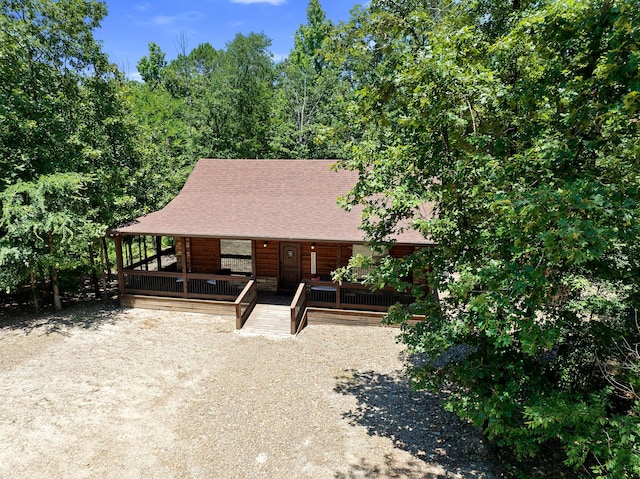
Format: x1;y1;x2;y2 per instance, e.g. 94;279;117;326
220;240;252;275
351;244;387;279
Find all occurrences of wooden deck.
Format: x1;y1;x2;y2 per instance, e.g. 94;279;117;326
237;304;292;338
120;294;237;316
305;307;425;327
119;280;424;336
306;307;387;326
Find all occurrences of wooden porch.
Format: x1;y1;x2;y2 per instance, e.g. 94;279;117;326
112;234;422;335
118;272;415;334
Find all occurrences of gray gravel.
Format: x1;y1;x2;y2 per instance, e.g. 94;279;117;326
0;304;496;478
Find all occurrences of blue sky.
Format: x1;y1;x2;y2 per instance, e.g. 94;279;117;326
94;0;359;78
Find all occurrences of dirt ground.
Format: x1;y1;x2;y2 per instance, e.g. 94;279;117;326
0;303;496;479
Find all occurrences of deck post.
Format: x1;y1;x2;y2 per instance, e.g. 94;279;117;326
251;240;257;277
142;236;149;271
114;234;125;295
155;236;162;271
180;236;188;298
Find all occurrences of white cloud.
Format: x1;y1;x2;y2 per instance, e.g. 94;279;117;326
127;71;143;82
231;0;286;5
149;11;202;26
135;3;152;11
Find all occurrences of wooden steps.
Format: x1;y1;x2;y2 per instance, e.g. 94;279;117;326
237;304;292;338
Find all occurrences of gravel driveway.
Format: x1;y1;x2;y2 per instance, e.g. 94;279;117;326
0;304;495;478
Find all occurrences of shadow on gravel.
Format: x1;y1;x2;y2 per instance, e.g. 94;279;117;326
334;369;495;478
334;453;437;479
0;301;122;336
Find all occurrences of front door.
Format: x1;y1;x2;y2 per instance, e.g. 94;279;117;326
280;242;301;291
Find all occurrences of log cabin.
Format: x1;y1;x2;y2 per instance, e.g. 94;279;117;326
108;159;433;333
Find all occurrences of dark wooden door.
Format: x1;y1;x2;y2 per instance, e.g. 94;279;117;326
280;242;301;291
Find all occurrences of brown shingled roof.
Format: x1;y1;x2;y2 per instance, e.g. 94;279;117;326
112;159;431;244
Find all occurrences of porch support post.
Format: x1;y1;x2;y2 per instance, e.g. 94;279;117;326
155;236;162;271
180;236;188;298
142;236;149;271
251;240;257;278
114;234;125;295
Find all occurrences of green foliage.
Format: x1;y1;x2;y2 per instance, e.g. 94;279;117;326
0;0;109;185
270;56;345;159
137;42;167;89
132;33;276;168
269;0;347;159
127;79;194;211
292;0;332;74
0;0;142;303
215;32;275;158
335;0;640;476
129;2;351;167
0;173;102;288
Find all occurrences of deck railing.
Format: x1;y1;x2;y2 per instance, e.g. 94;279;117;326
235;280;258;329
306;280;414;312
290;282;308;335
122;270;252;300
121;270;414;319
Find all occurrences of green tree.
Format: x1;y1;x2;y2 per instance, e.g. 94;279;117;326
128;79;195;210
0;0;109;185
163;42;220;101
222;32;275;157
0;0;142;305
292;0;332;75
335;0;640;476
270;0;346;158
162;34;275;159
0;173;102;310
129;33;276;208
136;42;167;89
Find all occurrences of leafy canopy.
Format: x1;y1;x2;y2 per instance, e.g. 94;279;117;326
335;0;640;476
0;0;141;301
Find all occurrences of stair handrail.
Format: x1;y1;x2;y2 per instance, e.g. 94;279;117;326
234;279;257;329
290;282;308;335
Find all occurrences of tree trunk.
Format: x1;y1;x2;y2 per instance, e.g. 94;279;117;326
49;233;63;311
89;242;100;297
39;265;50;303
102;237;113;281
99;237;108;300
51;266;62;311
30;268;39;312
